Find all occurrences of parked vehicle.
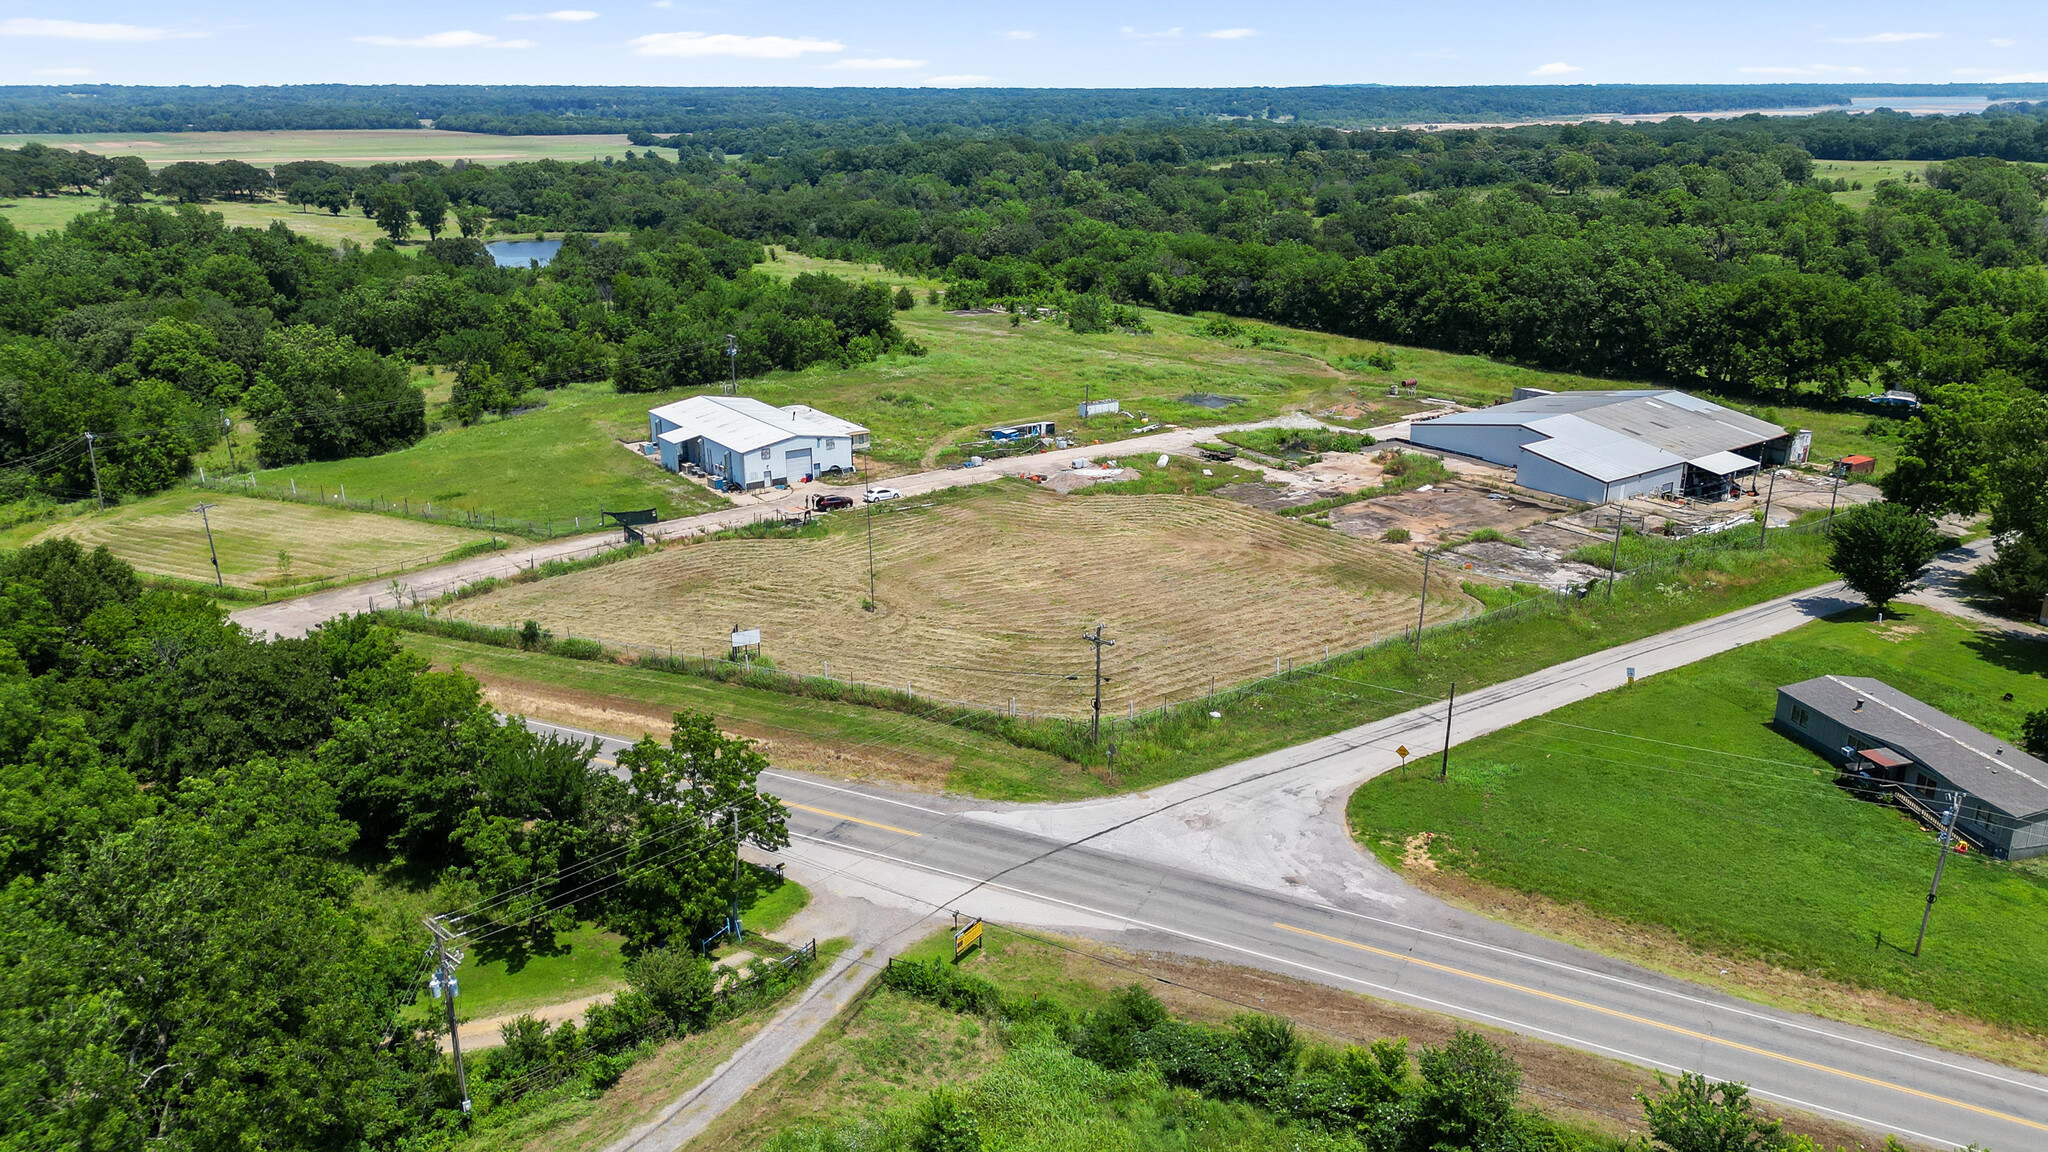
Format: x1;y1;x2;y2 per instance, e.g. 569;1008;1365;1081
813;494;854;511
864;487;903;502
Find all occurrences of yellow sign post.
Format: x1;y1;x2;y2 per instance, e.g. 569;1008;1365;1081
1396;745;1409;764
953;917;984;963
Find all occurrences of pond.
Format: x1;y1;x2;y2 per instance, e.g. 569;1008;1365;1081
485;239;563;268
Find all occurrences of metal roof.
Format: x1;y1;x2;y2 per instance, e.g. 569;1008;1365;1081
1688;450;1760;476
647;396;863;454
1780;676;2048;820
1520;415;1685;482
1425;390;1785;463
780;404;869;439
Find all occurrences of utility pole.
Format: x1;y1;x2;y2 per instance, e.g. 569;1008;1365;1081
424;917;472;1115
724;333;739;395
1438;681;1456;782
1084;624;1116;744
1756;466;1778;548
1827;463;1843;522
863;460;876;611
222;411;239;474
727;808;743;945
84;431;104;511
1606;508;1626;602
1914;794;1960;957
192;503;223;586
1414;549;1432;650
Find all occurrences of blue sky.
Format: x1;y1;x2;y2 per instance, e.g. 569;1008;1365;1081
0;2;2042;88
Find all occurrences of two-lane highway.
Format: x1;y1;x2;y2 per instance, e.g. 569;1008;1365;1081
540;718;2048;1150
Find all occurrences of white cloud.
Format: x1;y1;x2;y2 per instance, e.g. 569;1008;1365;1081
1205;28;1256;40
33;66;93;75
354;29;535;47
1989;38;2016;47
1529;61;1582;76
0;17;198;40
1829;31;1939;43
510;9;599;19
650;0;671;6
1740;65;1812;74
923;74;994;85
630;31;842;57
1993;71;2048;82
1001;30;1034;40
1121;26;1182;40
823;57;927;69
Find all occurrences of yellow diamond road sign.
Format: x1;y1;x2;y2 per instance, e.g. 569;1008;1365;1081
1396;745;1409;760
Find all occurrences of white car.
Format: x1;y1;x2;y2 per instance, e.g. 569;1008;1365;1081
864;487;903;503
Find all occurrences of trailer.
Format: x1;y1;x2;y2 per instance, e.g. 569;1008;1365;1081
984;421;1057;442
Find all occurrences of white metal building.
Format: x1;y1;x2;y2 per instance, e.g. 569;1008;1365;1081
647;396;868;489
1408;389;1796;504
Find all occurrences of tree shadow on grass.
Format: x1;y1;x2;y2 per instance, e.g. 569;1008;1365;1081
1963;628;2048;680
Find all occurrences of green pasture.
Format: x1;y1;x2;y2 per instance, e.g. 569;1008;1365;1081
227;381;730;531
1347;606;2048;1032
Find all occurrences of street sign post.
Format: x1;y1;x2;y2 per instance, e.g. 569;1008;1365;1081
953;917;983;963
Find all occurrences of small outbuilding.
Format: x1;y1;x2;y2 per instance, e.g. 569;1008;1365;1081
647;396;868;490
1775;675;2048;859
1838;455;1877;476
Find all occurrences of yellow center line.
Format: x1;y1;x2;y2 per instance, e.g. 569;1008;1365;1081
1274;921;2046;1133
786;802;923;838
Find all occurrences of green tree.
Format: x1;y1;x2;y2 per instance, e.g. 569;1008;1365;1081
893;284;916;310
1826;501;1943;610
628;946;717;1029
314;178;353;216
455;205;488;238
1408;1030;1529;1152
368;185;413;242
99;171;146;204
605;712;789;952
1638;1071;1781;1152
1551;151;1599;194
410;181;451;240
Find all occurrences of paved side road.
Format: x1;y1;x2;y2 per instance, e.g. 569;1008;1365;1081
600;897;935;1152
229;416;1320;638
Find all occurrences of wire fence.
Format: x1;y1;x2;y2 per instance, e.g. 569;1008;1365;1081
193;471;612;540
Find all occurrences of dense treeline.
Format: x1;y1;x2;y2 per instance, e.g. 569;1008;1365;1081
0;193;908;500
21;82;2048;138
0;537;789;1147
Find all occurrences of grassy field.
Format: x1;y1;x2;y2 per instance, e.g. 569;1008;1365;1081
440;480;1457;716
229;381;731;529
13;490;499;589
1347;605;2048;1043
2;129;636;168
400;631;1095;800
0;191;391;245
1813;158;1933;209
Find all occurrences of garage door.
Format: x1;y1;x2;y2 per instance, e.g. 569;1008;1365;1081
786;449;812;481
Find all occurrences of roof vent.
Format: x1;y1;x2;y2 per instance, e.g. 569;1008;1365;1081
1853;699;1864;712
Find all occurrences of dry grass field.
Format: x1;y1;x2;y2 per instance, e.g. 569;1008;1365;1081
28;492;499;589
443;482;1473;717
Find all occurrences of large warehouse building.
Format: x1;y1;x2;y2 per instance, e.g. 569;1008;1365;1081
647;396;868;489
1775;675;2048;859
1408;389;1804;504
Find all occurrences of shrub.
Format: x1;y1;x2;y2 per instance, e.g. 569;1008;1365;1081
2024;709;2048;759
1383;527;1411;543
553;636;606;661
881;958;1002;1017
631;947;717;1030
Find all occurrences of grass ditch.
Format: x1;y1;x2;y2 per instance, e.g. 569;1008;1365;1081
1347;605;2048;1052
695;922;1877;1152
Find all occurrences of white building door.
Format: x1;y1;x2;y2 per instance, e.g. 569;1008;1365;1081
786;448;812;482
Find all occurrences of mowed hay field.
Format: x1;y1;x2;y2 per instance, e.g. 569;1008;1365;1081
29;492;498;589
444;482;1470;716
3;129;637;168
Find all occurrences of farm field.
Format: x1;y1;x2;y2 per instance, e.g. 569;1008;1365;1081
1;128;636;168
441;481;1460;717
1347;605;2048;1059
17;490;499;590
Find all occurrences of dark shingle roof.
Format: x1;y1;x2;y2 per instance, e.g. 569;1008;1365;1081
1780;675;2048;820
